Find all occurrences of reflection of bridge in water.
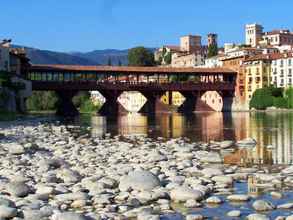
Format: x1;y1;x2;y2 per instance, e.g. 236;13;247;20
26;65;237;116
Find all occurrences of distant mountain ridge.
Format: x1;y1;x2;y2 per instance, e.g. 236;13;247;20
13;45;156;66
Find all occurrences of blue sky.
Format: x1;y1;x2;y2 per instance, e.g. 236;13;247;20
1;0;292;52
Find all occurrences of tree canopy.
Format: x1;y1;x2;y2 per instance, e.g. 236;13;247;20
128;47;155;66
207;44;218;58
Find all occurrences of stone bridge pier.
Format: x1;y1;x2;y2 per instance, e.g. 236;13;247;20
98;90;127;116
56;90;79;117
139;91;171;114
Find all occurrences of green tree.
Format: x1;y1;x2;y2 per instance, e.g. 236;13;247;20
207;44;218;58
128;47;155;66
249;88;274;110
26;91;58;111
164;52;172;65
285;87;293;108
273;97;287;108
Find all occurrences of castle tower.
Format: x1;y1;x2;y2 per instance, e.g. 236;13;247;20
180;35;202;52
207;33;218;47
245;24;263;47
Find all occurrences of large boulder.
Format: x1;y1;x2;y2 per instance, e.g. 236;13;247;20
119;171;161;191
6;181;30;197
170;186;204;202
0;205;17;218
252;200;275;211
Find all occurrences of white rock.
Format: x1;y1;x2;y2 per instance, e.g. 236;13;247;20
170;186;204;202
252;200;275;211
246;213;270;220
227;210;241;217
227;194;250;202
0;205;17;218
119;171;161;191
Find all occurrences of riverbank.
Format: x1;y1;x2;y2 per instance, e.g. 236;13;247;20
0;121;293;219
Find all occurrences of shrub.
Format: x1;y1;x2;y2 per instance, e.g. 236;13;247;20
285;87;293;109
250;88;274;110
273;97;287;108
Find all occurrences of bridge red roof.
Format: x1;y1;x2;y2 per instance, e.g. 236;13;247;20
29;65;236;75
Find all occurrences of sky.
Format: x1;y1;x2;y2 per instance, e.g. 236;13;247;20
1;0;293;52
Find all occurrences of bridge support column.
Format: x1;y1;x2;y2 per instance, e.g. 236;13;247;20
178;92;198;113
56;90;79;117
140;92;169;114
220;91;235;112
99;90;127;116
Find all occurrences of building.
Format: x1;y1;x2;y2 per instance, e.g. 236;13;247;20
243;54;271;103
171;52;204;67
180;35;202;52
0;40;11;72
118;91;147;113
154;45;181;65
246;23;293;47
262;30;293;46
245;24;264;47
204;55;223;68
271;52;293;88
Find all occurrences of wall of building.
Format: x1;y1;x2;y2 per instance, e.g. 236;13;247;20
0;44;10;71
271;56;293;88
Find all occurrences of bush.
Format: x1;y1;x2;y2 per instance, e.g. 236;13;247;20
26;91;58;111
273;97;288;108
250;88;274;110
80;99;100;113
285;87;293;109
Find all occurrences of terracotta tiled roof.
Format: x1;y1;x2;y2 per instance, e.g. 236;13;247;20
29;65;236;74
244;52;293;62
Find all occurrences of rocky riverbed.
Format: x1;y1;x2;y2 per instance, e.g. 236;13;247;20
0;121;293;219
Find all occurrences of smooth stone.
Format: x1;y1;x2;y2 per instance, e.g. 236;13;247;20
246;213;270;220
6;181;30;197
211;175;233;185
236;138;257;147
0;205;17;218
52;212;88;220
252;200;275;211
270;191;282;198
170;186;203;202
4;143;25;155
184;199;201;208
277;203;293;209
206;196;222;204
119;171;161;191
227;194;250;202
220;140;234;149
186;214;204;220
227;210;241;217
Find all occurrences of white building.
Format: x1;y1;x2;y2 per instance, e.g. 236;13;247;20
171;52;204;67
271;53;293;88
204;55;223;68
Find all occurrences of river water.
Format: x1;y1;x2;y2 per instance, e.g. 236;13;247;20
64;111;293;166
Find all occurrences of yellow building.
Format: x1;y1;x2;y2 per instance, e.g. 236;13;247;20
243;54;271;103
160;91;185;106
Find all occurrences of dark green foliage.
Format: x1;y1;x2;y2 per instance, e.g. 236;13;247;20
170;75;190;82
273;97;287;108
128;47;155;66
79;99;101;113
269;86;283;97
285;87;293;109
207;44;218;58
250;88;274;110
72;92;90;108
164;52;172;65
26;91;58;111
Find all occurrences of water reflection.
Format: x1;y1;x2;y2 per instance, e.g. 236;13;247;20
78;111;293;165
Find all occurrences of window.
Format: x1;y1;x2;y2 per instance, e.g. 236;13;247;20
281;69;284;76
289;59;292;66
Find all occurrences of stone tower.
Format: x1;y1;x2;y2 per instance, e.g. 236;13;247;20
207;33;218;47
245;23;263;47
